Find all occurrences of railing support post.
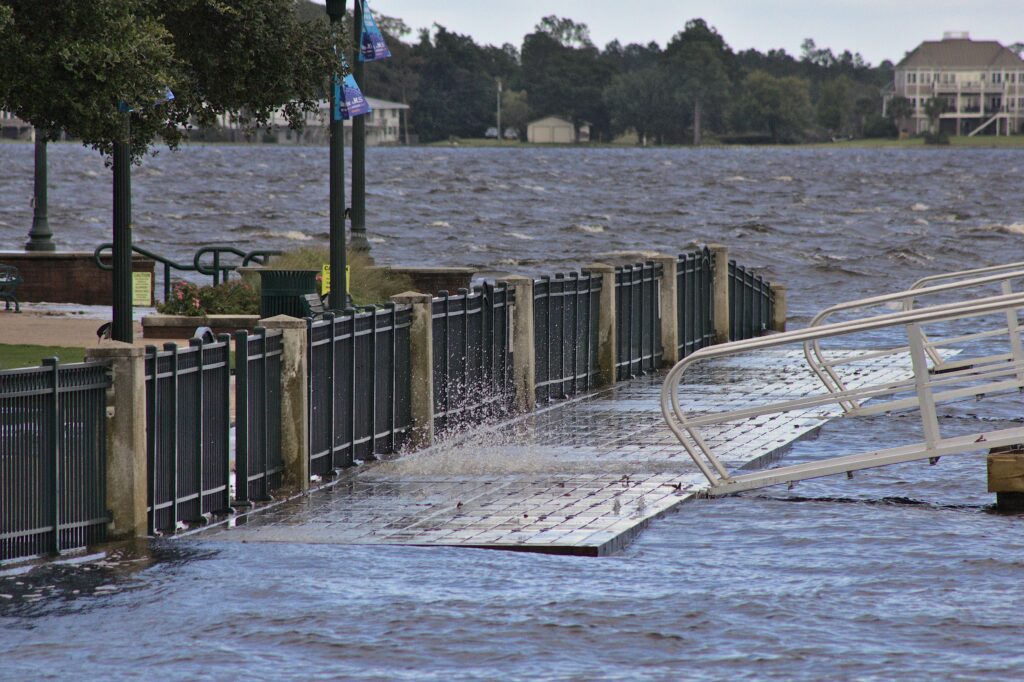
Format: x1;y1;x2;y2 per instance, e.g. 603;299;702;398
85;343;148;539
652;255;679;365
988;446;1024;512
586;263;617;386
391;292;435;448
260;316;309;492
498;276;536;412
770;283;787;332
709;243;730;344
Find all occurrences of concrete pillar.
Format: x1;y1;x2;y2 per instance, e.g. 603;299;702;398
391;292;435;448
260;316;309;492
770;283;788;332
709;243;731;344
586;263;617;386
498;276;536;412
651;255;679;365
988;446;1024;512
85;343;148;539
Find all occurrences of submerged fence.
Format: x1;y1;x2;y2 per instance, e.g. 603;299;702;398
533;273;602;402
307;305;413;478
615;262;663;380
145;338;232;535
677;248;716;359
1;360;109;562
234;328;284;504
729;261;774;341
432;284;513;431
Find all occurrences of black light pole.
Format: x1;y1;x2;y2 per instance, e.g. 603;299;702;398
111;114;133;343
326;0;347;309
350;0;369;253
25;132;55;251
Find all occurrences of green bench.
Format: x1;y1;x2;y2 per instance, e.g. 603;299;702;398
0;264;22;313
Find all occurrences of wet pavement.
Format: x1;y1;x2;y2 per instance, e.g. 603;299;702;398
200;349;913;555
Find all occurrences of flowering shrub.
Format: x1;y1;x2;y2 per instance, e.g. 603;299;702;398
156;279;259;316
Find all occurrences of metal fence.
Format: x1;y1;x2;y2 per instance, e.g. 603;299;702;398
308;305;413;478
677;248;716;359
1;360;109;562
729;260;774;341
432;283;513;431
234;328;284;504
145;337;232;535
615;262;663;380
533;272;602;402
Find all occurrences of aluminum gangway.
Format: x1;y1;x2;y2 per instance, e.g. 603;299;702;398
662;265;1024;496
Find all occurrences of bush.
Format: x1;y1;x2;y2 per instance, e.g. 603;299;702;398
157;279;259;316
863;115;897;139
922;131;950;145
259;247;413;306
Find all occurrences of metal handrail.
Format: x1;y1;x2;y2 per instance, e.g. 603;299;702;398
94;243;281;301
662;290;1024;495
804;267;1024;407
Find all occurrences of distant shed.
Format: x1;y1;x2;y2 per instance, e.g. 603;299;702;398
527;116;575;144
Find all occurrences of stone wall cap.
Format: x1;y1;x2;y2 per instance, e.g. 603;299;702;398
391;291;432;304
143;313;260;326
377;266;477;275
86;343;146;358
259;315;307;329
583;262;616;273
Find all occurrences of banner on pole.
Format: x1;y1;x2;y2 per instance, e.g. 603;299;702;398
359;0;392;62
333;73;372;120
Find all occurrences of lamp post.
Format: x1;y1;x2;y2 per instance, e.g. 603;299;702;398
25;132;55;251
326;0;348;309
350;0;369;253
111;114;133;343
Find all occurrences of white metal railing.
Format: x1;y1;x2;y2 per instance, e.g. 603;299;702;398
661;289;1024;496
804;265;1024;409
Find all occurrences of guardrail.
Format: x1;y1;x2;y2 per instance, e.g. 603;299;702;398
615;262;662;380
662;287;1024;495
676;248;715;359
728;260;772;341
234;327;284;505
533;272;601;402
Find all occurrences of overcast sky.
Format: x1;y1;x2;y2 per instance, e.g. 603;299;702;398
321;0;1023;66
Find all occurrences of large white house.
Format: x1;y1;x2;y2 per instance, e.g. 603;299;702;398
216;96;410;145
888;33;1024;136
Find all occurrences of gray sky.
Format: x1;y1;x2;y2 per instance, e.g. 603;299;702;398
323;0;1024;66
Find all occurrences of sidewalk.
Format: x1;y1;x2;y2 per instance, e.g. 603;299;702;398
0;305;201;350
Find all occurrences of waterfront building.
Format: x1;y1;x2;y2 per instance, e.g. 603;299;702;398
0;111;32;140
527;116;576;144
213;96;410;145
888;32;1024;136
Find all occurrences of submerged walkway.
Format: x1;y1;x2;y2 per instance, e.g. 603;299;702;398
202;350;912;555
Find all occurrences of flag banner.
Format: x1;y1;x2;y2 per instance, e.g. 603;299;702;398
359;0;391;61
333;74;372;120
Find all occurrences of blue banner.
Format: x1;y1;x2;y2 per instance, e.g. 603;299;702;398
333;74;372;121
358;0;391;62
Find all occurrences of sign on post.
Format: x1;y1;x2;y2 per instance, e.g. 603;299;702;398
321;264;351;296
132;271;153;306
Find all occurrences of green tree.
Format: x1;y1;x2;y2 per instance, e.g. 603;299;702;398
603;66;674;144
887;95;912;122
412;25;495;141
501;89;530;138
665;20;733;145
733;71;811;143
924;97;946;133
817;76;849;133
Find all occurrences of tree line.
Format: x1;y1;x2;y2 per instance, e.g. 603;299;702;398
342;10;899;144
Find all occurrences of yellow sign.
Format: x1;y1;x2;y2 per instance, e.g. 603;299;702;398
132;271;153;306
320;264;350;296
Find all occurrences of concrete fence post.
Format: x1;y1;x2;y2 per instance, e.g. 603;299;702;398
391;292;435;448
85;343;148;539
709;243;731;344
651;254;679;366
770;283;788;332
586;263;617;386
988;446;1024;512
498;276;536;412
260;316;309;492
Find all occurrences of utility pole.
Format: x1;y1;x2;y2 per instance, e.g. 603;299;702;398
25;132;54;251
111;114;133;343
496;78;503;143
326;0;347;309
350;0;369;253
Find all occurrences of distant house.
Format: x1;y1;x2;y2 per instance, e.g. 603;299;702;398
887;33;1024;136
214;96;410;145
0;111;32;140
527;116;575;144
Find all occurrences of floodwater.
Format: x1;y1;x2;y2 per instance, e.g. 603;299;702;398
2;142;1024;680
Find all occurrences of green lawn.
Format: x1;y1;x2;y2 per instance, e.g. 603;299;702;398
0;344;87;370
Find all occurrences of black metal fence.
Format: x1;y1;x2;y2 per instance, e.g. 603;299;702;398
1;360;109;562
533;272;602;402
432;283;513;431
234;328;284;504
729;260;774;341
145;337;232;535
307;305;412;478
615;262;663;380
677;248;716;359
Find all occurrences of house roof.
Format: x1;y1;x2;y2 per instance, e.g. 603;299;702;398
528;116;573;128
898;39;1024;69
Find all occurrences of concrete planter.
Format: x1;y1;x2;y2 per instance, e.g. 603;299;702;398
141;313;261;339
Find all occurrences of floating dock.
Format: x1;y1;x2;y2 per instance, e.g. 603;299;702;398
201;350;912;555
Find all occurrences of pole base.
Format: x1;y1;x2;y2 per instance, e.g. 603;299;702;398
350;231;373;257
24;239;56;252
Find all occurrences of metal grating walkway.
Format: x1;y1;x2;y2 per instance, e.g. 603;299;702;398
200;350;912;555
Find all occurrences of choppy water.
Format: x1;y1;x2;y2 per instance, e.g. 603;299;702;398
2;142;1024;680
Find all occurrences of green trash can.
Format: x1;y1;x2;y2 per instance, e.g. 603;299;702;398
257;269;320;318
